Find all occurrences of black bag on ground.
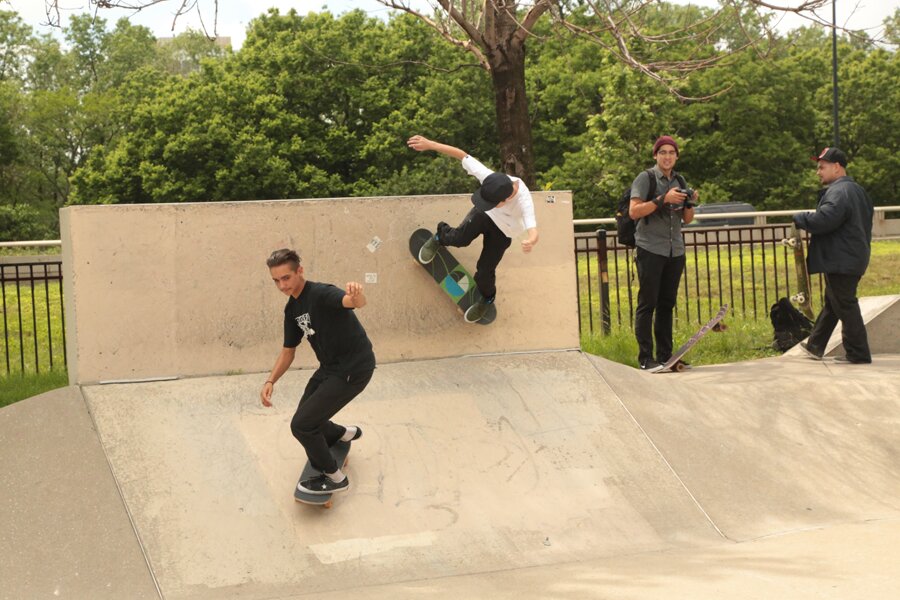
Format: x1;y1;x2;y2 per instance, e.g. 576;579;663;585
770;297;814;352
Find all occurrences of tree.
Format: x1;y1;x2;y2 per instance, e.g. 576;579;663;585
44;1;863;187
831;46;899;204
70;10;495;204
0;9;31;81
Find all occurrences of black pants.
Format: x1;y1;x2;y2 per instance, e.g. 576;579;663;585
634;247;685;364
806;273;871;362
290;369;373;473
437;207;512;300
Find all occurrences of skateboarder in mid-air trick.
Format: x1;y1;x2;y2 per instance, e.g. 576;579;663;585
407;135;539;323
260;249;375;495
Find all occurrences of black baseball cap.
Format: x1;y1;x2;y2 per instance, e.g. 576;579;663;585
813;147;848;167
472;172;513;211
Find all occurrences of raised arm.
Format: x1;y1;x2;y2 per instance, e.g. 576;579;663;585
407;135;467;160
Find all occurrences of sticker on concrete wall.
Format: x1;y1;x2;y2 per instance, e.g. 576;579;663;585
367;237;382;253
365;273;378;284
546;195;556;204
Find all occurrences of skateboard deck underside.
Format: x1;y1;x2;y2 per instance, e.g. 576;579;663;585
409;228;497;325
785;224;815;320
650;304;729;373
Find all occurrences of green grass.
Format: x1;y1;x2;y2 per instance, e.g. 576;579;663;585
579;239;900;367
581;315;781;369
0;246;61;257
0;370;69;409
1;279;67;376
1;277;68;407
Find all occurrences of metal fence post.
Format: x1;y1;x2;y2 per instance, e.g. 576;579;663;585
596;229;611;335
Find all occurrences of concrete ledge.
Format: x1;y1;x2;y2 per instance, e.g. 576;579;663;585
60;192;576;384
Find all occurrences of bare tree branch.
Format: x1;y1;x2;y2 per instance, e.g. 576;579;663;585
39;0;885;98
376;0;491;69
42;0;219;37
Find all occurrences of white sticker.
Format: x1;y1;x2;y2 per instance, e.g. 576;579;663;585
546;195;556;204
365;273;378;284
366;237;382;253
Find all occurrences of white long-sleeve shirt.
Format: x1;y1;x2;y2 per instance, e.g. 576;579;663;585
461;155;537;238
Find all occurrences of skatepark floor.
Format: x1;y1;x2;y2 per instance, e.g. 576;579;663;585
2;351;899;599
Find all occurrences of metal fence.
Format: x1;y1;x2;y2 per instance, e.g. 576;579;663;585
0;261;66;376
575;225;824;336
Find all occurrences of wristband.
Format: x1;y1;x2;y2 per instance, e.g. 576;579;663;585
265;380;274;385
653;196;665;209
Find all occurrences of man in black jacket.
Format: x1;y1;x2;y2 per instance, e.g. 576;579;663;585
794;147;874;364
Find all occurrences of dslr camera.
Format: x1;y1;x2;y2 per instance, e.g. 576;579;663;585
675;187;695;209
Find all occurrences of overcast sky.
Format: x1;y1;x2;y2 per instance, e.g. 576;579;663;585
7;0;897;50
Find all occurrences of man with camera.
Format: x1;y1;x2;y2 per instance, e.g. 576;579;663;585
628;135;698;370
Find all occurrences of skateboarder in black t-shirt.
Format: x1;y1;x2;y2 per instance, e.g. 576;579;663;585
260;249;376;495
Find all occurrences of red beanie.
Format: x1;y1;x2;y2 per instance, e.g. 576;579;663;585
653;135;679;156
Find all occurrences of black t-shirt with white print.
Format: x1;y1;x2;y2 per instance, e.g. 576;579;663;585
283;281;375;377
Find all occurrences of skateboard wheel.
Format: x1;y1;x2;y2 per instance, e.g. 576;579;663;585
323;500;333;509
674;363;686;372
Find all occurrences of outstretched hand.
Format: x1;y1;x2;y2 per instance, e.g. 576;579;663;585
346;281;364;298
343;281;367;308
407;135;433;152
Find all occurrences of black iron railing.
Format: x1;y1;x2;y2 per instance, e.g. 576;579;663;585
0;261;66;375
575;226;823;335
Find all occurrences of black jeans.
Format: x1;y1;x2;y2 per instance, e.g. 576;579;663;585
806;273;871;362
437;207;512;300
634;247;685;364
290;369;373;473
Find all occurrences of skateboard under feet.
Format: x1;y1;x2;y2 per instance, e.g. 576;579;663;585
294;440;351;509
409;228;497;325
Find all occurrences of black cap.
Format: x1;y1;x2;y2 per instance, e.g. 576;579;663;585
814;147;848;167
472;172;513;211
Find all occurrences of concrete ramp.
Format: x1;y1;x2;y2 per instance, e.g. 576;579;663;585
784;294;900;357
595;354;900;542
0;387;157;599
3;352;900;598
78;351;720;599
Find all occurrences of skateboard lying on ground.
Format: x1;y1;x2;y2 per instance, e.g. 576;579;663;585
781;225;815;321
408;228;497;325
294;440;351;509
649;304;729;373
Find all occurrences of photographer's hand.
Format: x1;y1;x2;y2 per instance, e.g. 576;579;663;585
664;188;686;207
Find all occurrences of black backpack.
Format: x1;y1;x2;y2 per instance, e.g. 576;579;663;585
615;170;685;248
769;297;814;352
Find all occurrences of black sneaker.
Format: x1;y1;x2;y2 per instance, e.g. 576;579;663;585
418;235;439;264
464;299;492;323
640;359;661;370
297;473;350;495
799;342;824;361
345;426;363;441
833;356;871;365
